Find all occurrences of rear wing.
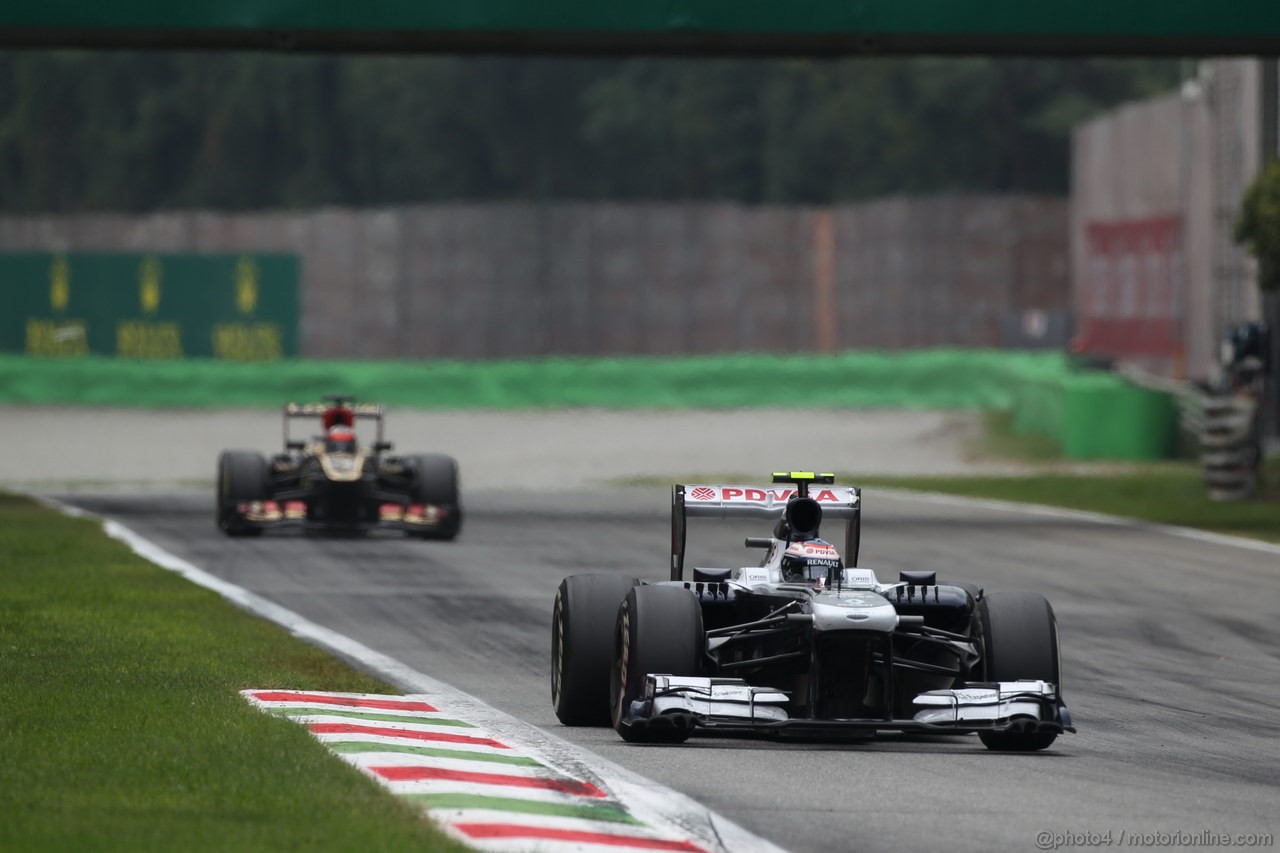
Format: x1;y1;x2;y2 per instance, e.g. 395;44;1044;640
283;401;387;450
671;482;862;581
285;402;385;419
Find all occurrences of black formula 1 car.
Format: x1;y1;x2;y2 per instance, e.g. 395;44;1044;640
551;472;1073;751
216;395;461;539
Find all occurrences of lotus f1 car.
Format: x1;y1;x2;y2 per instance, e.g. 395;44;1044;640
551;473;1072;751
216;395;461;539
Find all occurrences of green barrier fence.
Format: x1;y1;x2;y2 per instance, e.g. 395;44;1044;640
0;350;1177;460
1062;373;1178;461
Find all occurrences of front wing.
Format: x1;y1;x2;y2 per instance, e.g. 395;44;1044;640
230;499;455;534
620;675;1074;739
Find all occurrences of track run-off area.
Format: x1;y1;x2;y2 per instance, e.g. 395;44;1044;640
8;407;1280;852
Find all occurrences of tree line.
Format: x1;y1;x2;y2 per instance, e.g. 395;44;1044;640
0;53;1180;212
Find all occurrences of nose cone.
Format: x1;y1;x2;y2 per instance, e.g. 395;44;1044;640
809;591;898;633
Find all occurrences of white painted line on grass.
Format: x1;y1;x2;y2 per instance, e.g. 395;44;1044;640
37;495;784;853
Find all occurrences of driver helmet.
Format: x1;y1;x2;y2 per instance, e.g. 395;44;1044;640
779;538;843;583
325;424;357;453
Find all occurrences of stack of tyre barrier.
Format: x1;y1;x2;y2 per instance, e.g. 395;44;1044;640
1200;392;1262;501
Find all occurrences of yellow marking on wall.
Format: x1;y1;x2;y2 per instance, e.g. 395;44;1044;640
50;256;71;313
236;257;259;315
26;319;88;356
117;321;182;358
139;256;162;315
213;323;282;360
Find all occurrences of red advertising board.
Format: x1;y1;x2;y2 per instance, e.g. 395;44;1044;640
1075;216;1184;359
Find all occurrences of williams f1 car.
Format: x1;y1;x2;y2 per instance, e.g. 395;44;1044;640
216;395;461;539
551;473;1072;751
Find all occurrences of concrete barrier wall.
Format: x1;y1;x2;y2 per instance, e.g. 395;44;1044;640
0;196;1067;359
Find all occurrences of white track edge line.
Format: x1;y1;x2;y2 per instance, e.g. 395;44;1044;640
36;495;785;853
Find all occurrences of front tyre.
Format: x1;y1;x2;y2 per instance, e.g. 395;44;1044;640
552;574;641;726
611;585;704;744
216;450;269;537
407;453;462;540
977;591;1062;752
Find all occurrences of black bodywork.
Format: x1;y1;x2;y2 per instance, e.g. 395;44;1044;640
266;448;419;530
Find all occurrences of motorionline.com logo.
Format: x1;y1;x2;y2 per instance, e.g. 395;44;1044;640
1035;829;1274;850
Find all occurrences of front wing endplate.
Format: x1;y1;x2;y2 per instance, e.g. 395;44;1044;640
622;675;1074;738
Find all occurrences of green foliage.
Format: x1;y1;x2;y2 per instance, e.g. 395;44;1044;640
0;53;1179;211
1234;157;1280;292
0;348;1076;410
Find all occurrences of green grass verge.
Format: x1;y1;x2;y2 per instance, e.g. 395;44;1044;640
0;493;470;852
856;456;1280;544
970;410;1065;463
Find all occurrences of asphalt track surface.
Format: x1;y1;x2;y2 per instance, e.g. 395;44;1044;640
58;486;1280;853
0;407;1013;491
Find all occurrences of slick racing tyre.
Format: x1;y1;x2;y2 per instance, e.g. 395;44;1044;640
216;450;269;537
407;453;462;541
611;584;704;744
552;574;641;726
977;591;1062;751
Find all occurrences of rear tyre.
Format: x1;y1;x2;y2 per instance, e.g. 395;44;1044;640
611;585;704;743
216;450;269;537
941;580;983;602
977;591;1062;751
407;453;462;540
552;574;641;726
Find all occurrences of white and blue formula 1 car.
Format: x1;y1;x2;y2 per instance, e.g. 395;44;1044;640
552;472;1073;751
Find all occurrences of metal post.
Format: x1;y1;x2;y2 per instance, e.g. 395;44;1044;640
813;209;837;353
1262;59;1279;440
